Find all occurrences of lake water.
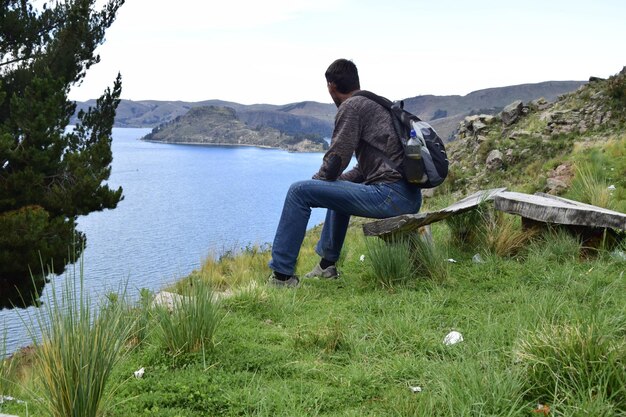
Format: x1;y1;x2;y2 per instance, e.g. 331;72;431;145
1;128;332;355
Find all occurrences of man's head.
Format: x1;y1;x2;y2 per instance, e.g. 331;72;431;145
325;59;360;107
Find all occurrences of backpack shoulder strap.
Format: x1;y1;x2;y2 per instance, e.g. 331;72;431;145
353;91;422;122
352;90;394;110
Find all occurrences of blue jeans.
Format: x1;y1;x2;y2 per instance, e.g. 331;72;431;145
269;179;422;275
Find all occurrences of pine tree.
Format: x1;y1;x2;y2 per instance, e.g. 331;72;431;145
0;0;125;308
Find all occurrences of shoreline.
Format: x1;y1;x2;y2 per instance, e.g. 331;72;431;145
140;138;326;153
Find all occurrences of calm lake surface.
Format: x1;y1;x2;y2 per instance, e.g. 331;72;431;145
1;128;331;355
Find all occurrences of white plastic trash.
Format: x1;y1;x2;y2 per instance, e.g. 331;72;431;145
443;331;464;345
359;254;365;262
409;386;422;393
472;253;484;263
134;367;145;379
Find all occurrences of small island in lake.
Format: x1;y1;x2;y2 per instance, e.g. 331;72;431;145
141;105;330;152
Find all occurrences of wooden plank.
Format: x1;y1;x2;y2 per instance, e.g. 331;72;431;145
363;188;507;237
494;191;626;230
534;192;625;215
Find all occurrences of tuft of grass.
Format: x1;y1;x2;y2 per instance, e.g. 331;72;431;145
445;207;487;248
292;319;352;356
569;161;613;209
408;232;450;284
482;211;540;257
180;243;271;291
0;328;17;398
153;276;222;355
363;236;415;288
527;228;583;264
126;287;155;347
515;318;626;414
447;205;538;257
28;266;134;417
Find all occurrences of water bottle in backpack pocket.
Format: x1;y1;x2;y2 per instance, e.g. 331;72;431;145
403;127;427;184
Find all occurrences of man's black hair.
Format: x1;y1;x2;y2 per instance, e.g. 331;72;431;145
325;59;360;94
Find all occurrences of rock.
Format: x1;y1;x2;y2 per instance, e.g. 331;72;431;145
152;291;184;311
546;177;569;195
459;114;494;137
551;164;573;177
481;115;497;125
530;97;550;111
486;149;504;171
501;100;523;126
471;120;488;133
545;163;573;194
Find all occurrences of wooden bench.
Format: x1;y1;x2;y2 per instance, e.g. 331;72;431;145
363;188;626;241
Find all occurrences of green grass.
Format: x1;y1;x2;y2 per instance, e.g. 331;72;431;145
1;327;17;401
5;221;624;417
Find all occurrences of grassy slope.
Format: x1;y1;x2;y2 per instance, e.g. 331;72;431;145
85;230;626;415
6;220;625;416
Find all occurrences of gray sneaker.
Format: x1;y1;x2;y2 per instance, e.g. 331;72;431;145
304;264;339;279
269;274;300;288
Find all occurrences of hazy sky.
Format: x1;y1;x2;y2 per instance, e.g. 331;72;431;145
69;0;626;105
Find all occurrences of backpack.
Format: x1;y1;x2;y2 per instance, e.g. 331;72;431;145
354;91;449;189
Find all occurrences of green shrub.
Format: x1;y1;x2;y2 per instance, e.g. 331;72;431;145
363;236;414;288
153;277;222;355
29;268;133;417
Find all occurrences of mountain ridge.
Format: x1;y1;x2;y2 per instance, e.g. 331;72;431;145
72;80;586;141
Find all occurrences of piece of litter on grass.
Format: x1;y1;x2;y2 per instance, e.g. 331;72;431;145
134;367;145;379
359;254;365;262
0;395;25;404
443;331;463;345
409;386;422;393
447;258;457;263
532;403;550;415
472;253;484;263
607;185;616;191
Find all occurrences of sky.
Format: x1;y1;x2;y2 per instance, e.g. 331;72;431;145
69;0;626;105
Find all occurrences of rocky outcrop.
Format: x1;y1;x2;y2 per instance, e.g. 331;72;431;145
446;70;624;197
540;95;613;136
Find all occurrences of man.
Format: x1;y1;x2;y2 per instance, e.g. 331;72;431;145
268;58;422;287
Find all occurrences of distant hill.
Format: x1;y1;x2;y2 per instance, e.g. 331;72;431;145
141;106;329;152
72;80;586;142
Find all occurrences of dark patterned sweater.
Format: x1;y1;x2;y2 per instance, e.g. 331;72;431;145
313;93;405;184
